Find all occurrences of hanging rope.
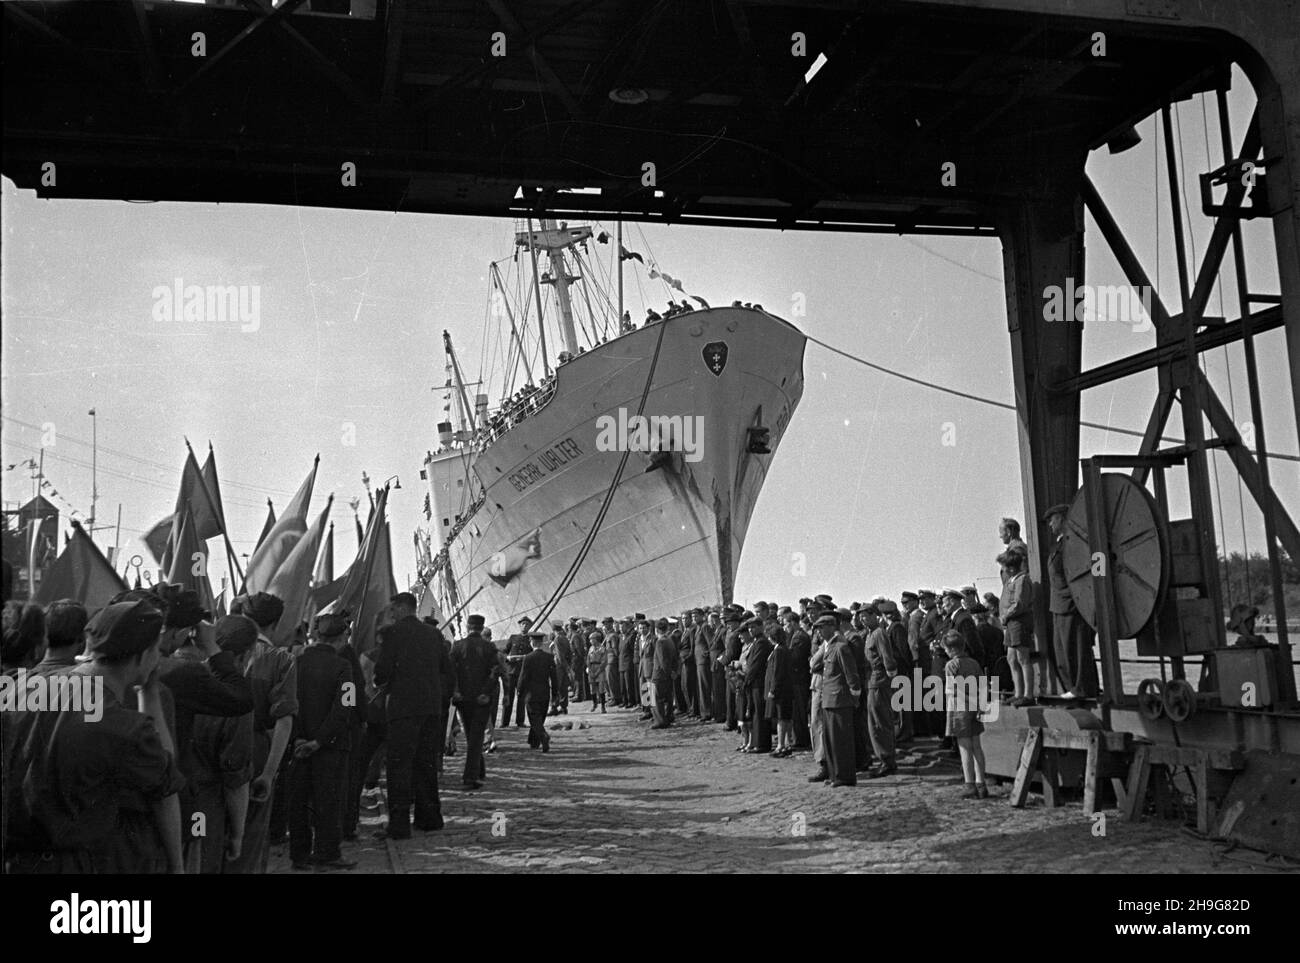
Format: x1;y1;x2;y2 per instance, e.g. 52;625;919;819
526;320;670;628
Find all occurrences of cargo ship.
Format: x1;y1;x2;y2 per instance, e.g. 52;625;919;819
415;219;805;637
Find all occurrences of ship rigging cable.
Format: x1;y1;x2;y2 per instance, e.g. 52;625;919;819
526;319;671;629
803;334;1300;463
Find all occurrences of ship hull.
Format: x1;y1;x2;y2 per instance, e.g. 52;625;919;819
432;306;804;637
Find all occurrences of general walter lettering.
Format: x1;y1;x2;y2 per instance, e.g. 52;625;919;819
506;438;583;492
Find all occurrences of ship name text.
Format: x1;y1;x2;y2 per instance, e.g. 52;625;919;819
507;438;584;492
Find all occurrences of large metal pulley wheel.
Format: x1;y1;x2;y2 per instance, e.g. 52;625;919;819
1063;474;1169;637
1136;678;1166;720
1162;678;1197;722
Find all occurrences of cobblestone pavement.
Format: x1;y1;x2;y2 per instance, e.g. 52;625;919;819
270;702;1260;874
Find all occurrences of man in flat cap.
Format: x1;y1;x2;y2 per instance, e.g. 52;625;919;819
1045;503;1098;699
287;612;357;869
5;599;186;874
548;622;572;716
518;633;559;750
226;591;298;874
157;599;254;873
373;593;455;839
708;608;730;724
451;614;500;790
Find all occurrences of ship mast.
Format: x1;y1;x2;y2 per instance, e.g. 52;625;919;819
443;330;476;435
518;219;593;360
491;261;534;387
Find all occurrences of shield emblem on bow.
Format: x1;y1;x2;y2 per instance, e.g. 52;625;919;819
702;341;728;376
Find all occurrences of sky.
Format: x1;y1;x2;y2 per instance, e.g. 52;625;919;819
3;69;1296;611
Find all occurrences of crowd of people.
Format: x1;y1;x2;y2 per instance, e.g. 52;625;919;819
1;508;1106;874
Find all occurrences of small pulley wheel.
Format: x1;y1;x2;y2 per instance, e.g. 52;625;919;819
1163;678;1196;723
1137;678;1166;720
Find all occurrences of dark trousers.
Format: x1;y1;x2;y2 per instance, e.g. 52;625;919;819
343;726;364;835
749;682;772;751
725;673;740;728
822;706;856;785
712;663;729;722
682;659;699;714
695;658;713;718
792;683;811;747
359;721;386;788
621;668;637;707
1053;612;1100;696
853;699;872;769
526;699;551;748
651;679;674;727
385;714;442;832
513;681;528;726
574;666;589;702
288;747;347;863
866;687;896;764
608;666;623;705
675;669;690;713
460;701;490;784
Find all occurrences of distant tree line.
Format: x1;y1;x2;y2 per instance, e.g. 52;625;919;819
1218;549;1299;618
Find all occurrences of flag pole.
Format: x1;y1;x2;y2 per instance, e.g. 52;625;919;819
350;486;387;653
185;438;245;585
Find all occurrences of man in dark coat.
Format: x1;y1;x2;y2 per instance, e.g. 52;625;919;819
844;608;872;771
287;612;356;870
1046;504;1100;698
817;613;861;787
676;613;698;716
743;620;773;751
518;634;558;750
783;610;813;749
692;609;715;721
373;593;454;839
549;625;572;715
650;619;680;729
450;614;499;789
637;619;656;720
721;608;746;730
621;617;640;709
710;609;731;724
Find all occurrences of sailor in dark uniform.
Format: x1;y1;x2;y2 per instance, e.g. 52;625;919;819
450;614;500;790
782;609;813;749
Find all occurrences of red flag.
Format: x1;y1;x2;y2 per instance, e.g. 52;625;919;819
200;444;228;535
143;514;173;563
313;522;334;587
244;456;318;595
323;486;396;655
35;521;127;609
166;506;215;612
256;499;276;551
267;496;333;645
148;447;225;567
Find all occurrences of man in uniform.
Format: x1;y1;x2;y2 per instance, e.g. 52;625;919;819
878;599;914;746
843;607;871;772
816;612;861;787
1046;503;1099;698
287;611;357;869
518;633;559;750
373;593;453;839
501;618;533;727
650;618;681;729
676;612;698;717
451;614;499;790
